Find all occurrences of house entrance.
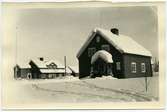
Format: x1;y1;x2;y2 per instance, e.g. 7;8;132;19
27;73;32;79
91;59;112;77
90;50;113;78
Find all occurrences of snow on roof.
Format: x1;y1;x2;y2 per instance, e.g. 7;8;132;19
77;28;152;58
16;63;31;68
31;59;47;68
31;58;65;68
45;60;65;68
91;50;113;64
40;68;72;74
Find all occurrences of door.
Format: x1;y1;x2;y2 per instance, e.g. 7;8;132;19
92;60;112;77
107;64;113;76
92;59;107;77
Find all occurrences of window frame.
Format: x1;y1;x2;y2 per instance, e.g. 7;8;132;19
88;47;96;57
116;62;121;70
141;63;146;73
131;62;137;73
101;44;110;52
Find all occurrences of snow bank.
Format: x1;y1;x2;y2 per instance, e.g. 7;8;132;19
23;75;79;84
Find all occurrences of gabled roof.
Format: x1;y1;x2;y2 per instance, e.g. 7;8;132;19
30;59;47;68
91;50;113;64
45;60;65;68
30;58;72;74
77;28;152;58
30;58;65;69
15;63;31;68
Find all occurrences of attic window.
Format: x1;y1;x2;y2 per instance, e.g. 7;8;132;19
101;44;110;52
47;62;57;69
88;47;96;57
96;36;100;43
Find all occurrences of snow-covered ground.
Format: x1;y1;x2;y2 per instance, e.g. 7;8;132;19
2;74;159;108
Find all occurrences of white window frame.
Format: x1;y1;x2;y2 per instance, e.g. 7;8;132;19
131;62;137;73
88;47;96;57
141;63;146;73
101;44;110;52
116;62;121;70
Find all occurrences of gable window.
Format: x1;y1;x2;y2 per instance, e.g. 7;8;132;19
141;63;146;73
46;63;57;69
101;44;110;52
88;47;96;57
116;62;121;70
131;62;136;73
96;36;100;43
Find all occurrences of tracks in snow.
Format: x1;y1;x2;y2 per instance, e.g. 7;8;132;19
32;84;126;101
80;81;155;101
32;80;157;102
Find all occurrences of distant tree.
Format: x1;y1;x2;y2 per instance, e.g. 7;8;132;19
153;58;159;72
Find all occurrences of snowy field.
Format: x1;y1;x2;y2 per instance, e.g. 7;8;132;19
4;74;159;107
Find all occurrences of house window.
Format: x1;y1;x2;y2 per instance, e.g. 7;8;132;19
88;47;96;57
96;36;100;43
141;63;146;73
131;62;136;73
101;44;110;52
47;63;57;69
116;62;121;70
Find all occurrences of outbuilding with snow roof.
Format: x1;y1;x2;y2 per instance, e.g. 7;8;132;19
77;28;153;78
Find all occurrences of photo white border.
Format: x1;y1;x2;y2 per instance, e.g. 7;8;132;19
1;1;165;110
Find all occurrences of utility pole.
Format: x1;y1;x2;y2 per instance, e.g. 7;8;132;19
64;56;66;76
145;76;148;92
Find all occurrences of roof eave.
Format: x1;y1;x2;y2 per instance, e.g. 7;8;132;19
76;31;97;58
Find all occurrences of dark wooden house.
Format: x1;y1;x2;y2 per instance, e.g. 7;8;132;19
14;64;31;79
77;28;152;79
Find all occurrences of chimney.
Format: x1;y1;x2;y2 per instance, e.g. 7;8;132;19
111;28;119;35
39;57;44;61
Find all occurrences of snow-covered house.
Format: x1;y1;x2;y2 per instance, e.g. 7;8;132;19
77;28;152;79
29;57;72;79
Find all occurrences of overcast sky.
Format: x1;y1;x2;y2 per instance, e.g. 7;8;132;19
15;6;158;66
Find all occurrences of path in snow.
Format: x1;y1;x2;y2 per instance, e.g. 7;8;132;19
32;80;157;102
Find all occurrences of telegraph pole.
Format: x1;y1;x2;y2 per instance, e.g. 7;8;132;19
64;56;66;75
145;76;148;92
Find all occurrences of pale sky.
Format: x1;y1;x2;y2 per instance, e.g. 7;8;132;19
14;6;158;66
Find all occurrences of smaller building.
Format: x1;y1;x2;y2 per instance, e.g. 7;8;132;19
29;57;72;79
14;64;31;79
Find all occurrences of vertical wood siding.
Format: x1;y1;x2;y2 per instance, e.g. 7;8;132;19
123;54;152;78
78;34;123;78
